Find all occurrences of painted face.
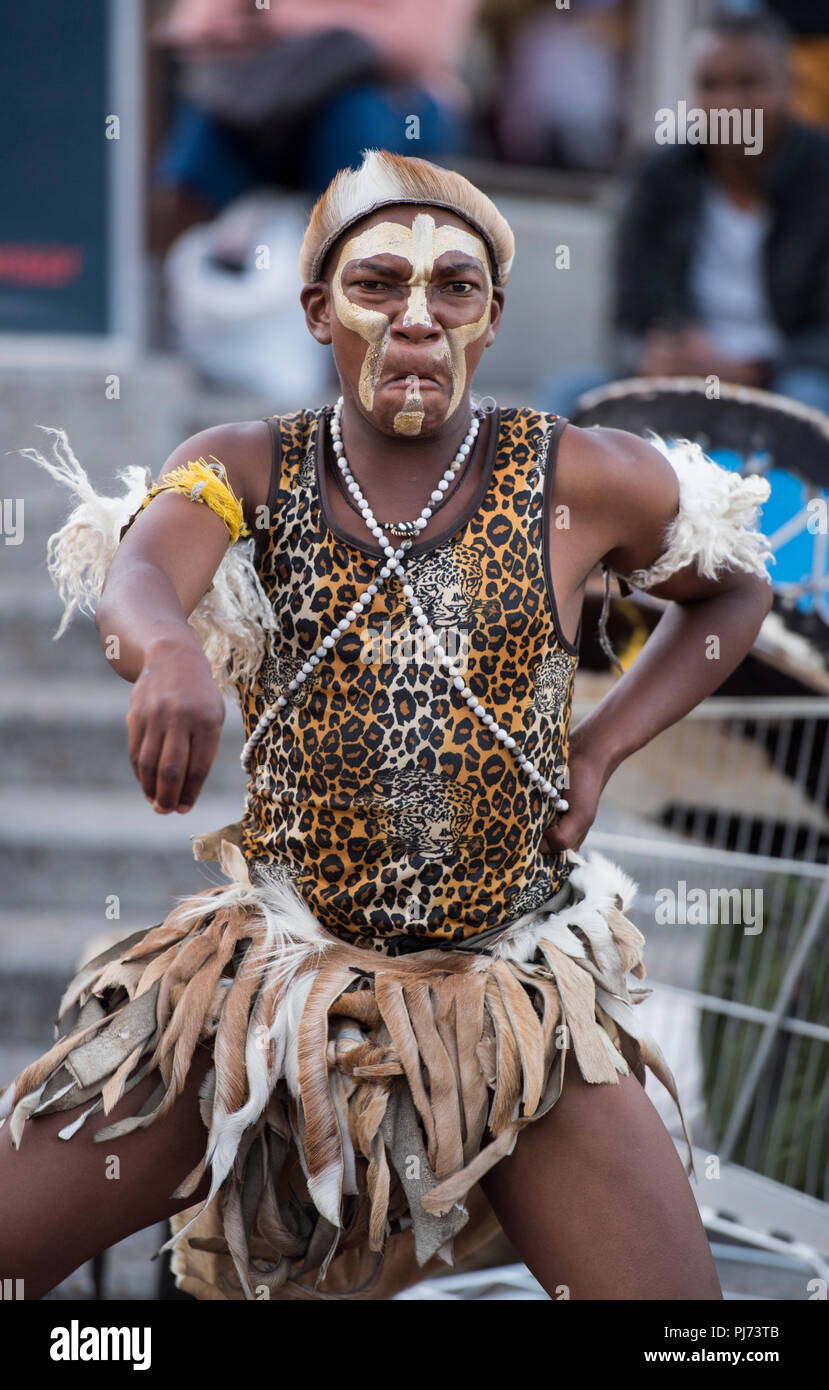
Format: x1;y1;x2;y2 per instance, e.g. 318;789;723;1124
330;213;493;435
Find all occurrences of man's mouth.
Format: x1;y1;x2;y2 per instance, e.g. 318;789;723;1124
383;373;442;389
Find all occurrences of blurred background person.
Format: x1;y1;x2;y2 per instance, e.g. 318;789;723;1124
536;8;829;418
147;0;483;395
150;0;482;254
494;0;631;172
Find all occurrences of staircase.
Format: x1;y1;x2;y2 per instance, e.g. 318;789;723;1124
0;361;272;1297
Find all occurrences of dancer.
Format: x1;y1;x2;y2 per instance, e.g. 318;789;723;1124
0;150;773;1301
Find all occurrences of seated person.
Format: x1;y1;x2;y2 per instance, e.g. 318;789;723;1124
538;10;829;418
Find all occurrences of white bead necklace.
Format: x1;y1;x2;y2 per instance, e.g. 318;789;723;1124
240;397;569;815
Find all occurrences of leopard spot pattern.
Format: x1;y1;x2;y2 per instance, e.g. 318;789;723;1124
234;403;577;946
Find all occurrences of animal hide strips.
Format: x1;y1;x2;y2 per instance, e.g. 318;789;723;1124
16;427;278;695
623;436;774;592
0;843;693;1301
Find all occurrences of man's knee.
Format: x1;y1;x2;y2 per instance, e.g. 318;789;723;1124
770;365;829;413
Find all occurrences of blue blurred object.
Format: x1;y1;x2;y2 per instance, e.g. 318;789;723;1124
564;375;829;625
155;84;468;210
772;367;829;415
709;447;828;617
155;96;262;209
303;82;468;196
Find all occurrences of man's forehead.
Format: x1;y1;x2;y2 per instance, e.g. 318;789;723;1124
334;213;490;275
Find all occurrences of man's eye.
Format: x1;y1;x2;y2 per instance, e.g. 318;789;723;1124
446;281;474;293
357;280;387;290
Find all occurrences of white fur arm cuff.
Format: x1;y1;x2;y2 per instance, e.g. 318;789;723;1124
620;436;774;591
18;427;278;697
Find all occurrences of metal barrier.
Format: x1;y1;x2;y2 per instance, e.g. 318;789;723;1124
588;694;829;1205
397;693;829;1299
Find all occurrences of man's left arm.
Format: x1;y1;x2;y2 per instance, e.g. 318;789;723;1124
544;429;773;851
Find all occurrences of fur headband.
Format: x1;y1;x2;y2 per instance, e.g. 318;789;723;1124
298;148;515;286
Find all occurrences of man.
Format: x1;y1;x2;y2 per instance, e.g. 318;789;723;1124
542;10;829;416
0;149;771;1301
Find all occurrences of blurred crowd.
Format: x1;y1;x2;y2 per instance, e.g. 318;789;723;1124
149;0;635;249
146;0;829;415
541;7;829;416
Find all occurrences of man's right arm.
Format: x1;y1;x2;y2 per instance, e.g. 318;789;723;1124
94;419;271;815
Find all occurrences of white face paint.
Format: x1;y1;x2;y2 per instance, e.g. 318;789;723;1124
394;374;425;436
330;214;493;434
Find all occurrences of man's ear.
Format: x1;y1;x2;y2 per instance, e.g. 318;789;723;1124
300;282;332;346
484;287;505;348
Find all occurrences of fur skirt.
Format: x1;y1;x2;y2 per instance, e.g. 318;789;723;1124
0;840;693;1301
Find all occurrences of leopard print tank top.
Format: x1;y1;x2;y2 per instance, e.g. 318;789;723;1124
235;402;580;951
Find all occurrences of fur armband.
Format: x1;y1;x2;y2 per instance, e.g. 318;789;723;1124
18;427;278;697
120;456;250;546
622;436;774;591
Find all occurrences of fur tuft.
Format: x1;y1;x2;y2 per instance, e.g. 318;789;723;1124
17;427;278;697
299;148;515;286
487;849;638;965
625;435;774;590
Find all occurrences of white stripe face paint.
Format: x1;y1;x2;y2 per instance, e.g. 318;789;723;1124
330;214;493;434
400;214;435;330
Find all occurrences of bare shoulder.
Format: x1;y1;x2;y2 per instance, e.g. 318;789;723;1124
156;417;274;524
552;421;680;576
555;422;678;513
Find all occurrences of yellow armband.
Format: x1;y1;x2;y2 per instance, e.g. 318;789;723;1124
121;456;250;545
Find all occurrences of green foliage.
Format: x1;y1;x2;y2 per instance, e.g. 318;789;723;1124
697;875;829;1198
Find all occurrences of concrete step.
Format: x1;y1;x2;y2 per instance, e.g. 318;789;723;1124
0;786;245;912
0;586;268;703
0;378;319;553
0;909;170;1046
1;589;119;677
0;357;193;478
1;458;123;531
0;793;254;1065
0;678;247;792
1;494;129;553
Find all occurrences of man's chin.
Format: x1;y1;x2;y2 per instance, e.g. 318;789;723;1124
339;384;472;436
367;396;449;437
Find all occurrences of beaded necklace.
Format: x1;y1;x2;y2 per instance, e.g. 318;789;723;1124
240;398;569;815
330;412;477;536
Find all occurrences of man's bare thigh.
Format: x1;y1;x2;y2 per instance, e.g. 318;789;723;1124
480;1058;721;1300
0;1044;214;1299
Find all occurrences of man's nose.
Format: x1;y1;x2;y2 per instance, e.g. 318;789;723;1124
392;303;442;338
387;282;441;334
